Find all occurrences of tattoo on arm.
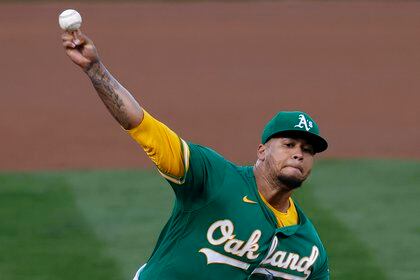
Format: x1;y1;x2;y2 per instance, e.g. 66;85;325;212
86;62;133;129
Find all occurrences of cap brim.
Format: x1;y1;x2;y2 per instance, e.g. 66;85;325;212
269;130;328;153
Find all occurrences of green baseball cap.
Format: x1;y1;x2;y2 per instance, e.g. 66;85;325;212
261;111;328;153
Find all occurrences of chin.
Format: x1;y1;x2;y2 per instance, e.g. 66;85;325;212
277;174;304;190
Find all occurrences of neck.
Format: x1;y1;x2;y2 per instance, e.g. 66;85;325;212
253;164;293;213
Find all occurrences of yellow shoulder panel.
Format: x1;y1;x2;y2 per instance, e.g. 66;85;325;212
127;110;189;184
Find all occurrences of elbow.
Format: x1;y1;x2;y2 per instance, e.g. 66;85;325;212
123;109;144;130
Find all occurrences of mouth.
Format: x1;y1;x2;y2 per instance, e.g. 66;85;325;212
285;165;303;174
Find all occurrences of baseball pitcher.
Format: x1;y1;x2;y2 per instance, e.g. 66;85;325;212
61;29;330;280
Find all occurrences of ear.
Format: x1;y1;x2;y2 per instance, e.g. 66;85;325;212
257;144;266;161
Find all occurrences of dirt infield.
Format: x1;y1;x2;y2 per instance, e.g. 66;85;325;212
1;1;419;170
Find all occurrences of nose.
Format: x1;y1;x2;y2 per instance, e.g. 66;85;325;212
292;148;304;161
292;154;303;161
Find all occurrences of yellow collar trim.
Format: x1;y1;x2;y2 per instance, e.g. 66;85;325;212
258;192;299;227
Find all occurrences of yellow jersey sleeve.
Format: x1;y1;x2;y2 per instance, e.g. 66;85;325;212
259;193;299;227
127;110;190;185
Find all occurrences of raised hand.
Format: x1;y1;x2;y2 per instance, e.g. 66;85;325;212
61;29;99;71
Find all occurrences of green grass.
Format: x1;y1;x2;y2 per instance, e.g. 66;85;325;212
0;173;122;279
0;159;419;280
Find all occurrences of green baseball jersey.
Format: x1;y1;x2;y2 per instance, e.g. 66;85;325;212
138;143;329;280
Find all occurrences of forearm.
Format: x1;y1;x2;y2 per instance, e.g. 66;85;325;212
83;60;188;181
85;61;143;129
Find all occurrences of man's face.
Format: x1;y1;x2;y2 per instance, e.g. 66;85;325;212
258;136;315;190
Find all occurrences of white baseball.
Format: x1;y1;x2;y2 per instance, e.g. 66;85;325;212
58;9;82;31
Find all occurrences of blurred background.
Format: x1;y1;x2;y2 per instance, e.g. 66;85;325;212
0;1;419;279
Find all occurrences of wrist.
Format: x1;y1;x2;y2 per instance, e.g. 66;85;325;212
84;60;103;77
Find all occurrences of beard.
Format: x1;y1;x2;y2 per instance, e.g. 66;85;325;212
276;174;304;190
263;154;310;191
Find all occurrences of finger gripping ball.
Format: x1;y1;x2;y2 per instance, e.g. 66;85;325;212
59;9;82;31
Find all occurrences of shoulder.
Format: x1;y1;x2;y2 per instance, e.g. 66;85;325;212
186;142;238;169
294;202;329;278
294;201;325;245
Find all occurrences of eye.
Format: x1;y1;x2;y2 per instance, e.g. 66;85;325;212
284;142;294;148
303;146;315;155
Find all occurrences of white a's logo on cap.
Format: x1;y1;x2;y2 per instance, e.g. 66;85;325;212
294;114;313;131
